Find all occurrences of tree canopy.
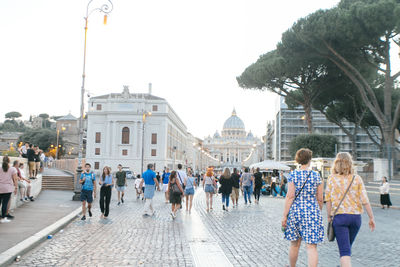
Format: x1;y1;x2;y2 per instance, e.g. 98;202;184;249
289;134;338;158
18;128;63;152
5;111;22;120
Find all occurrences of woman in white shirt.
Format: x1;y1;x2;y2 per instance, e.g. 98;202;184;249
379;176;392;209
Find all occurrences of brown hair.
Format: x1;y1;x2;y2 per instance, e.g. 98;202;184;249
332;152;354;176
170;171;177;183
295;148;312;165
2;156;10;172
102;166;111;180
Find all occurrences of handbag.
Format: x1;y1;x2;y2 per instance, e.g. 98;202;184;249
171;182;181;194
327;175;355;242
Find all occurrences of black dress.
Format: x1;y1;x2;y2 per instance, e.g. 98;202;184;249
380;194;392;206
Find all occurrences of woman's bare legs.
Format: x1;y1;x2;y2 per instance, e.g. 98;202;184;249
209;193;213;210
340;256;351;267
186;195;189;211
289;239;301;267
206;192;210;211
188;195;193;212
306;244;318;267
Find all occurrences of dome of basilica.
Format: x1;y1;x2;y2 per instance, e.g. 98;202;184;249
223;108;245;130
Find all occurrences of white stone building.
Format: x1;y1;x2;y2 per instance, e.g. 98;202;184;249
86;86;188;173
203;109;264;170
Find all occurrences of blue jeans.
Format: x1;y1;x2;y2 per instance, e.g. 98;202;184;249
222;193;230;207
243;186;251;203
333;214;362;257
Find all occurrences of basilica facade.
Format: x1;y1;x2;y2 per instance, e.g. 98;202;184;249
203;109;264;170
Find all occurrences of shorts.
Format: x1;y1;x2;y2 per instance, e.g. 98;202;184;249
185;187;195;195
232;187;239;199
80;189;93;203
28;161;36;172
205;184;215;193
170;192;182;204
35;161;40;170
18;180;27;188
116;186;126;192
162;184;169;193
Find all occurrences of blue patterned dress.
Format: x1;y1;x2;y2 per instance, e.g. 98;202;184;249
284;170;324;244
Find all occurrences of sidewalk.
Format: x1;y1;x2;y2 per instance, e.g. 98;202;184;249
0;190;81;255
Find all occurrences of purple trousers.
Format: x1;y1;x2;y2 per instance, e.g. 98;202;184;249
333;214;361;257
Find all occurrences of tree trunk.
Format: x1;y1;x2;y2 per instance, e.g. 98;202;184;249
303;97;313;134
351;125;358;160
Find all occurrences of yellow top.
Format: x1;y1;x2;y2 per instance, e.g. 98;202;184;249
325;174;369;215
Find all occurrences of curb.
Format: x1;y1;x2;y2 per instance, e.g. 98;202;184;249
371;203;400;210
0;207;81;266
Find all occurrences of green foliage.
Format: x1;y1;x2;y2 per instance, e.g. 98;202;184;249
18;128;63;152
1;150;19;157
289;134;339;158
38;113;49;120
5;111;22;120
0;120;26;132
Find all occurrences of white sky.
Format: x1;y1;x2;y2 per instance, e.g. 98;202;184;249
0;0;340;139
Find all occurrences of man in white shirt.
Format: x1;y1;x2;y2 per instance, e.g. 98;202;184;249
176;164;187;207
18;142;29;158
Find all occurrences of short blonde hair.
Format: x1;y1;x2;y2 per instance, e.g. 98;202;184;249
206;168;214;177
332;152;354;176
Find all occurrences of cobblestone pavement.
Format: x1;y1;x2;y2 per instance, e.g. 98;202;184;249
12;179;400;267
193;190;400;267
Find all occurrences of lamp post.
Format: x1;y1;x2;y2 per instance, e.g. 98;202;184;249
74;0;113;201
56;126;66;160
141;111;152;175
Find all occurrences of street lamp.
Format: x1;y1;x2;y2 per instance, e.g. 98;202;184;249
74;0;113;201
141;111;152;175
56;126;66;160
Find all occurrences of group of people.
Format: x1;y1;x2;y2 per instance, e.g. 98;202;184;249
281;149;375;267
0;156;35;223
18;142;44;179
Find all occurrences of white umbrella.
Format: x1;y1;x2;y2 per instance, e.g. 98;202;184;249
249;160;290;171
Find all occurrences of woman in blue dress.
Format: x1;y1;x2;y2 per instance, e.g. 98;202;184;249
281;148;324;267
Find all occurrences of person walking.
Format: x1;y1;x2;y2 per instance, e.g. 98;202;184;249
254;167;263;204
135;174;143;200
281;148;324;267
219;168;233;211
379;176;392;209
115;164;127;205
79;163;96;221
0;156;18;223
162;168;171;203
168;171;184;219
140;164;159;216
270;169;279;197
231;168;240;207
203;168;216;212
176;164;187;205
240;167;253;205
99;166;113;219
184;170;196;213
325;152;375;267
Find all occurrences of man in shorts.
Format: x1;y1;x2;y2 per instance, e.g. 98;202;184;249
80;163;96;220
115;164;127;205
162;168;171;203
26;144;35;179
140;164;159;216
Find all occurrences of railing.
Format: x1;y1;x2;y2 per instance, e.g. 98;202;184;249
49;158;86;175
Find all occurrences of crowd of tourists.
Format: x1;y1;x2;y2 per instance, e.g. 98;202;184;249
71;147;393;267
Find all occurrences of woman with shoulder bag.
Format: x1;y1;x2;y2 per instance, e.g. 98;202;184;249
168;171;183;219
281;148;324;267
325;152;375;267
203;168;216;212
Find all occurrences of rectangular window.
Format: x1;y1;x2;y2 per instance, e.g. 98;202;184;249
95;148;100;155
152;105;158;111
122;149;128;156
151;149;157;157
95;132;101;143
96;104;102;110
94;162;100;170
151;133;157;144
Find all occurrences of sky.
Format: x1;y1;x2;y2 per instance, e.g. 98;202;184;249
0;0;340;139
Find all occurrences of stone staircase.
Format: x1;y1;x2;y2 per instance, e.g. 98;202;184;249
42;168;75;190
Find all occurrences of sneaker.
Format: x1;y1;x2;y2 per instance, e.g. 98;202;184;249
20;198;24;202
81;215;86;221
88;209;92;217
29;196;34;202
222;205;225;211
0;218;10;223
6;214;14;220
121;196;124;203
118;202;121;206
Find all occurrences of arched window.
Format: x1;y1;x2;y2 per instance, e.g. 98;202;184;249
121;127;130;144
